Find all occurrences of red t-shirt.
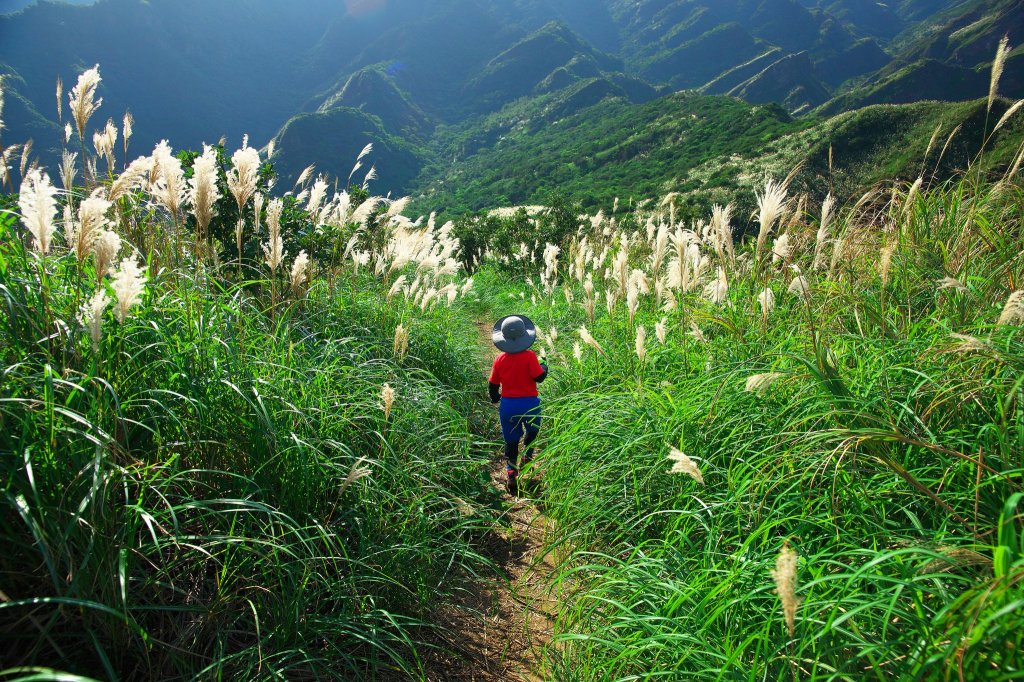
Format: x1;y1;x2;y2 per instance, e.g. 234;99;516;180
489;350;544;398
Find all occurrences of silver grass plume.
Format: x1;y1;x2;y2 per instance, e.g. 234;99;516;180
71;189;113;264
703;267;729;305
91;229;120;281
348;142;373;185
77;288;109;349
306;176;328;224
656;317;668;344
988;35;1010;112
54;76;61;121
111;255;146;322
771;542;800;637
228;145;261;258
188;145;220;243
812;194;835;270
879;246;895;288
92;118;117;172
20;139;33;180
788;274;811;300
381;383;395;420
294;164;315;189
745;372;783;395
253;192;264;236
122;111;133;156
108;155;153;202
993;99;1023;135
755;178;788;266
19;168;59;253
635;325;647;363
151;141;186;217
579;325;605;356
758;288;776;316
263;198;285;273
997;291;1024;325
290;250;310;297
936;276;967;293
711;203;734;264
771;233;792;264
64;123;72;144
340;457;372;494
227;145;260;210
666;448;703;483
68;65;102;142
59;151;78;192
394;324;409;359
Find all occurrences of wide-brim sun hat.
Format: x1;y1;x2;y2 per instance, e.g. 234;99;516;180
492;314;537;354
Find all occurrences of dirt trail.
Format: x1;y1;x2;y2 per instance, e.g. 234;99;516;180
422;323;564;681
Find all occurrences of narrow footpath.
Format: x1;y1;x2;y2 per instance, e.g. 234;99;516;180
422;323;564;681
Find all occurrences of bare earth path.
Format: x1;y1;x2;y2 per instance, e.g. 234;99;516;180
420;323;563;681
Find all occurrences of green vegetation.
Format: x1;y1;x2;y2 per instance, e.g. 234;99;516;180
468;161;1024;678
3;42;1024;681
0;117;497;677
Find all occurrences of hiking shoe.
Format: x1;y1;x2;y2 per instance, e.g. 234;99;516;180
506;466;518;496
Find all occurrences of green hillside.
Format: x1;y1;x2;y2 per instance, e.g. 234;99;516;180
411;93;1024;220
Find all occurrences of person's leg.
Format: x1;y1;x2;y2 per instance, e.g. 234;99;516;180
520;400;542;465
499;398;527;493
521;428;538;464
504;440;519;469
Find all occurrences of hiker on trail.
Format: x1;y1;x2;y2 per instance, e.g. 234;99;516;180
489;314;547;495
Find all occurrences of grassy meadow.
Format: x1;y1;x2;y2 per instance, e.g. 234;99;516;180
2;59;1024;681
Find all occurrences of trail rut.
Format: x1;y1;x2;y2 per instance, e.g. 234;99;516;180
420;323;563;681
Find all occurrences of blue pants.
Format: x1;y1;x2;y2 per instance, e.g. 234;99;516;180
499;396;541;443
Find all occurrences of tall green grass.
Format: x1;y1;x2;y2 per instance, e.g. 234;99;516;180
0;204;496;679
471;172;1024;679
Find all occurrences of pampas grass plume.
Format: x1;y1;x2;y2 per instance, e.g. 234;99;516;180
78;288;109;349
394;323;409;359
758;288;776;316
579;325;605;356
290;250;310;297
68;64;102;141
755;178;788;265
18;168;58;254
635;325;647;363
111;255;146;322
745;372;783;395
92;229;121;281
997;290;1024;325
666;448;703;483
189;145;221;242
72;190;113;263
381;383;395;420
788;275;811;300
988;35;1010;112
772;542;800;637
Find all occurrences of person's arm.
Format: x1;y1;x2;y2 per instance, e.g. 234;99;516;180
488;356;502;403
531;351;548;383
489;382;501;403
535;363;548;383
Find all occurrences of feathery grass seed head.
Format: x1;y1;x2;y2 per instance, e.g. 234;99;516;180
997;290;1024;325
667;448;703;483
111;255;146;322
772;542;800;637
18;168;59;254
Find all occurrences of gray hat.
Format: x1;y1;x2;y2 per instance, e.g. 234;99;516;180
492;314;537;354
